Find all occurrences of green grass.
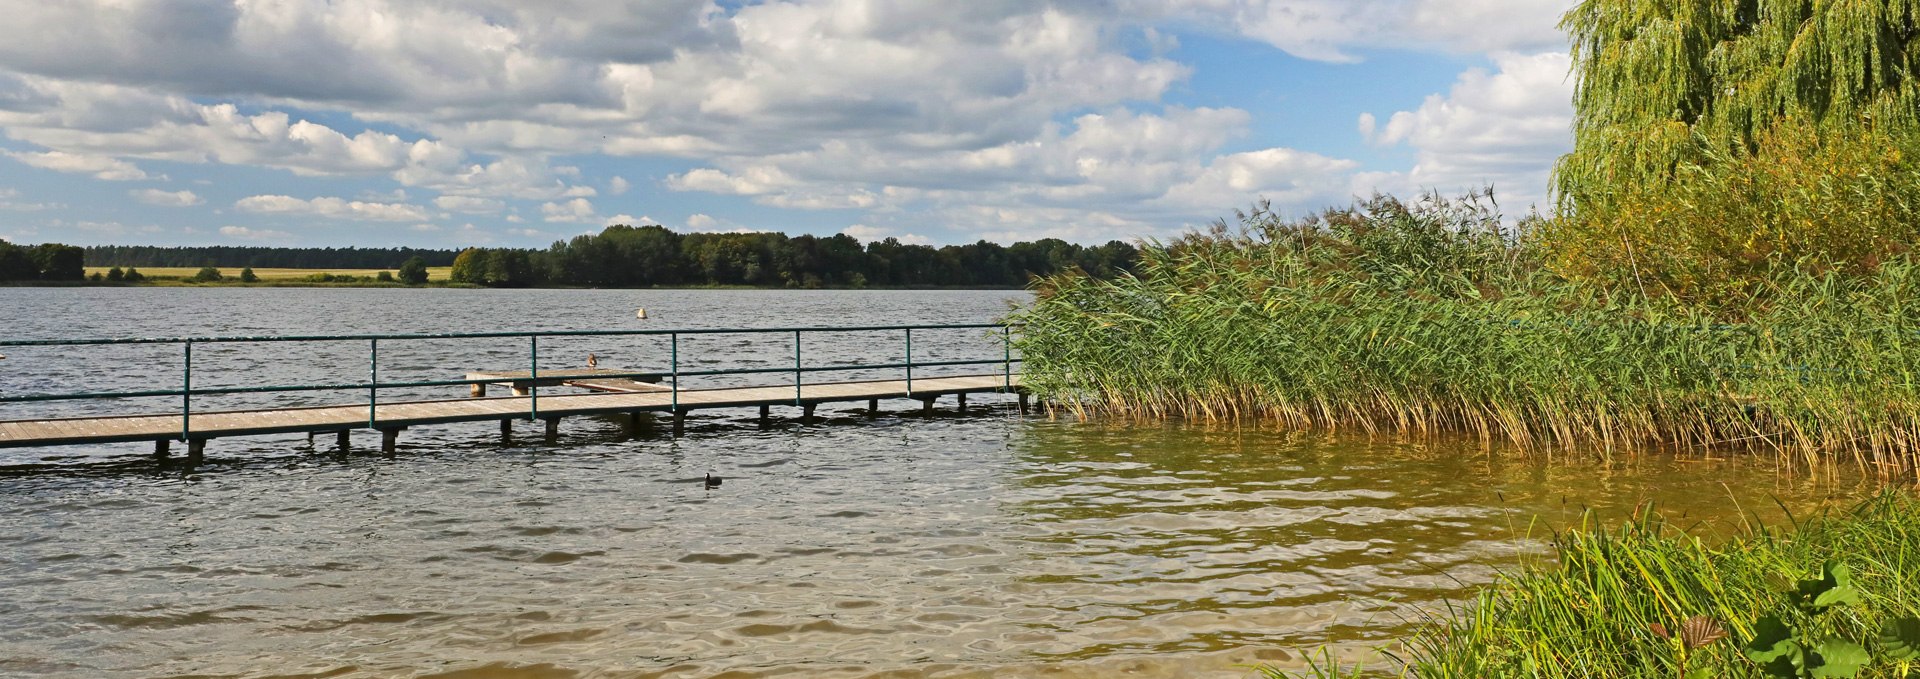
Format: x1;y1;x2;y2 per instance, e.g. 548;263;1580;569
1010;194;1920;477
1262;492;1920;678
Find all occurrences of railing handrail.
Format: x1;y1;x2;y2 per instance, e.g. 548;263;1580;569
0;322;1017;347
0;323;1024;437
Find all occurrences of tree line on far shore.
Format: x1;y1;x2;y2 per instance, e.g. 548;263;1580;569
8;225;1140;288
0;238;83;281
449;225;1139;288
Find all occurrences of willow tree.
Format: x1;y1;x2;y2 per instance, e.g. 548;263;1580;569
1546;0;1920;305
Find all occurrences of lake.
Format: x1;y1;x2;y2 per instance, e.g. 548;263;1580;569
0;288;1864;678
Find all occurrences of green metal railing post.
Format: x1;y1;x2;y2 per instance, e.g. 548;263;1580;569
793;330;802;406
180;340;192;441
670;333;679;412
904;328;913;396
368;338;379;427
1003;326;1012;389
528;335;539;421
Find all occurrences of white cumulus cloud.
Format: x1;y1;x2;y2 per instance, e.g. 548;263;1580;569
1356;51;1575;212
540;197;598;223
432;195;505;214
0;0;1582;243
5;150;151;180
234;194;432;222
130;188;203;207
219;225;289;240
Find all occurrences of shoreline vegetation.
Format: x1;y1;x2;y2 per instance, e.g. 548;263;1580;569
12;264;1038;290
1011;191;1920;478
1271;493;1920;679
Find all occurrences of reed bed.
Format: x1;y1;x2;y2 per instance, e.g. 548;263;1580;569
1011;194;1920;477
1265;492;1920;678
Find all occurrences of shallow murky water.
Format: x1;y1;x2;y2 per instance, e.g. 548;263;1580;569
0;289;1867;678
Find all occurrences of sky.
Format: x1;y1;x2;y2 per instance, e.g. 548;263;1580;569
0;0;1579;249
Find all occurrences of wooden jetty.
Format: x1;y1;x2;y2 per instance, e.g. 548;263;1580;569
0;321;1026;460
0;374;1026;459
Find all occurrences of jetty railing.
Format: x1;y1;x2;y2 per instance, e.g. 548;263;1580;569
0;323;1021;441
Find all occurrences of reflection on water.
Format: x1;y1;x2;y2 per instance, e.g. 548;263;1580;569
0;413;1863;678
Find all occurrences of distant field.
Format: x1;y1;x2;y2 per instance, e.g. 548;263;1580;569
85;266;455;281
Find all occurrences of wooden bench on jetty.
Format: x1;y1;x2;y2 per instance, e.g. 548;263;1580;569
464;368;670;397
0;323;1026;461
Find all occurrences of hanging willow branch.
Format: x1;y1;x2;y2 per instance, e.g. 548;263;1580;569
1554;0;1920;213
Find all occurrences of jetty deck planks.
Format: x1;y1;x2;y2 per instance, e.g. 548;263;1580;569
0;374;1022;449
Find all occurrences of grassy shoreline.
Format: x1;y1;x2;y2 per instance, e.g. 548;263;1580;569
1010;196;1920;478
1268;492;1920;679
22;267;1030;290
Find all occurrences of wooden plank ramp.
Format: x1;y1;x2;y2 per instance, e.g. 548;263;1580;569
0;374;1024;450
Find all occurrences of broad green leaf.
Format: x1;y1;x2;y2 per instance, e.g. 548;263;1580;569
1878;616;1920;661
1814;584;1862;610
1808;639;1870;678
1747;616;1805;678
1747;616;1795;660
1800;563;1861;610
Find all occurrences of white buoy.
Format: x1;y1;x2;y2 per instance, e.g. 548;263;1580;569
635;308;648;319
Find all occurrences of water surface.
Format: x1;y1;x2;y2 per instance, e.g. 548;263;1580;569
0;288;1865;678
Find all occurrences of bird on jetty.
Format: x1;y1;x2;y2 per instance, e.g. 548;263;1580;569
587;353;598;369
705;473;722;489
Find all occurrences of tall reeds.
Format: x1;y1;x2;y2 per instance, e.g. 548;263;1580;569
1012;193;1920;477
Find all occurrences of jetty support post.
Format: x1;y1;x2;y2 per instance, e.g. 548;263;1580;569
499;419;513;442
672;409;686;436
867;398;879;416
543;417;561;443
922;397;936;416
154;439;170;459
380;428;402;454
471;381;487;398
336;430;351;451
957;393;967;413
186;438;206;462
1018;392;1030;415
802;403;817;423
758;405;770;426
